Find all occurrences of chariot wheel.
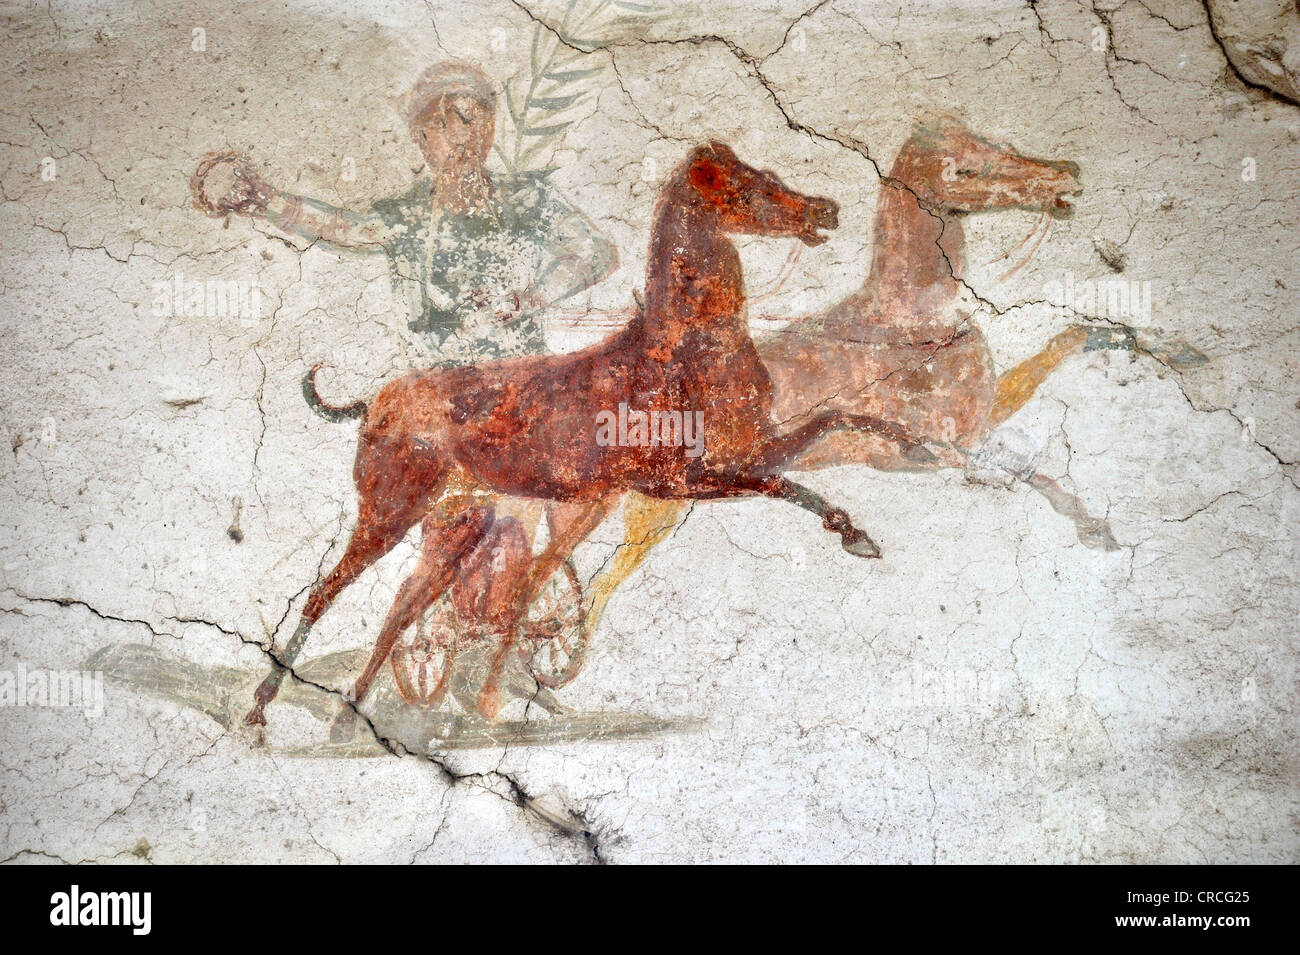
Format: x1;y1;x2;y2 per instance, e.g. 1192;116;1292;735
389;599;459;709
518;559;589;689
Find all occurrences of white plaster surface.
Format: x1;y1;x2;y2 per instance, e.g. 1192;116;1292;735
0;0;1296;863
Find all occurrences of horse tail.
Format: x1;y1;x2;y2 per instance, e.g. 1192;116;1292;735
302;364;367;423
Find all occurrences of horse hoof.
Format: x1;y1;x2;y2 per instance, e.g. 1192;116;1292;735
239;712;267;748
1135;333;1209;371
904;443;939;466
477;686;503;721
841;529;882;559
329;706;357;744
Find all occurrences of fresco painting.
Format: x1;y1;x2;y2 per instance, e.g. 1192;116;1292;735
190;84;1206;744
2;0;1296;864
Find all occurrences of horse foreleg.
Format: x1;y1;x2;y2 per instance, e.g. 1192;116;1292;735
584;493;689;635
477;497;616;720
988;323;1208;429
689;472;882;558
751;474;883;558
987;326;1090;428
1023;472;1120;552
754;411;934;472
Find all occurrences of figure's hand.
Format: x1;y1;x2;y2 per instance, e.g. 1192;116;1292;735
190;151;273;217
495;288;547;323
461;286;545;326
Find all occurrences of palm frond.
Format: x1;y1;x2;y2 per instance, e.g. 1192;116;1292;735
498;0;668;174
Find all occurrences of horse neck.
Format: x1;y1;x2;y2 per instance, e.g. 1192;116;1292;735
637;193;747;343
822;141;967;337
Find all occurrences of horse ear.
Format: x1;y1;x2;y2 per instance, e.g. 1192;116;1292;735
917;109;965;135
688;153;724;193
687;142;737;199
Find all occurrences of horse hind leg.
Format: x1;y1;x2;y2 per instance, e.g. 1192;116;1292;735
244;451;450;730
477;497;617;720
244;512;419;730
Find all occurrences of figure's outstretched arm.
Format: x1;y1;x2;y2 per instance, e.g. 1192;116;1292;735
259;192;391;250
190;152;392;251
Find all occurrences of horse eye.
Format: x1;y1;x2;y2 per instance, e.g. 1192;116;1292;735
692;164;722;188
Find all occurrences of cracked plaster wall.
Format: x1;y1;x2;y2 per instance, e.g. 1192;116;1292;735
0;0;1296;863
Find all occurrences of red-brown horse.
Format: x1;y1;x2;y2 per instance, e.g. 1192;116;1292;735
247;142;931;733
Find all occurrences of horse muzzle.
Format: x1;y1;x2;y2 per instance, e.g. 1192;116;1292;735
799;196;840;245
1047;161;1082;219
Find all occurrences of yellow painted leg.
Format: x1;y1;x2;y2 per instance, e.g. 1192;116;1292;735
987;326;1089;428
584;493;688;633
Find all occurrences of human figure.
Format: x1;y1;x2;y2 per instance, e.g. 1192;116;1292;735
192;60;617;363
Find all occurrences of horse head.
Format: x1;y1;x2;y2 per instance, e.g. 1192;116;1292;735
900;113;1082;218
678;141;840;245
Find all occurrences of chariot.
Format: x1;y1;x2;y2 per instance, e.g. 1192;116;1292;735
387;555;591;710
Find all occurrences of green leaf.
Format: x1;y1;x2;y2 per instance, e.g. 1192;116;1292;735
530;93;585;111
523;122;574;137
517;139;560;167
608;13;672;27
491;143;515;173
542;67;602;83
560;0;588;33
